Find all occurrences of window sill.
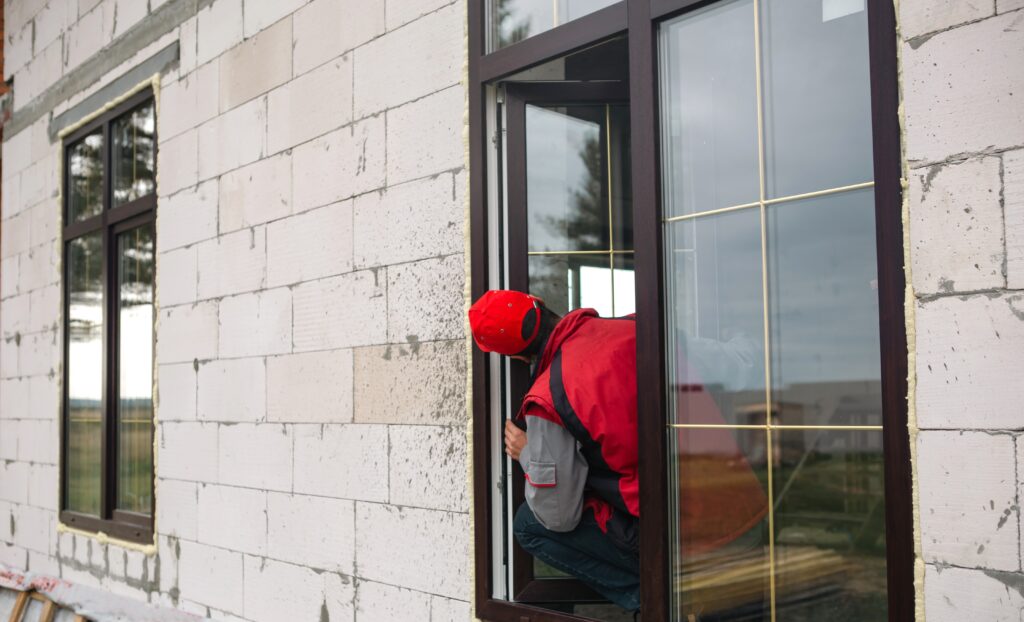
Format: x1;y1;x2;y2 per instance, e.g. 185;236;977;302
59;511;155;552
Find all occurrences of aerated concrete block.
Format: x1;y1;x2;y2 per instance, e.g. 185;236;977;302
219;17;293;111
266;349;353;423
353;172;463;269
903;11;1024;164
353;339;466;426
292;424;388;501
352;3;462;116
916;293;1024;430
909;156;1004;294
266;200;353;287
924;564;1024;621
197;357;267;423
355;502;469;599
267;55;353;155
918;431;1018;571
900;0;992;40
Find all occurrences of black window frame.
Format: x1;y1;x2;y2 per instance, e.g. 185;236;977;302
60;88;157;544
468;1;913;620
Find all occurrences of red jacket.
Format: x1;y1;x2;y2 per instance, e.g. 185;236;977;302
517;309;767;554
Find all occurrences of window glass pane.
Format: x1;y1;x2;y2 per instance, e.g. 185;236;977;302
529;254;611;317
68;132;104;223
112;102;156;207
660;1;886;616
666;210;766;426
761;0;873;199
526;105;610;252
767;189;882;426
671;427;770;620
488;0;619;51
660;0;760;218
774;430;887;620
117;224;155;514
66;233;104;515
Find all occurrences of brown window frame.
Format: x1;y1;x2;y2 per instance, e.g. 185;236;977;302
469;0;913;621
60;88;157;544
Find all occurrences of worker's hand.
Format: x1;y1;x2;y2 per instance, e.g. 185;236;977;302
504;420;527;461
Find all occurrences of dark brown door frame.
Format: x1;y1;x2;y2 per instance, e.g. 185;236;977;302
469;0;912;620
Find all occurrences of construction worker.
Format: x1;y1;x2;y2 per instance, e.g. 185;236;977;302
469;289;770;614
469;289;642;611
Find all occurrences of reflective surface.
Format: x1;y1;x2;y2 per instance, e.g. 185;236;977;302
117;224;155;514
68;132;104;223
66;233;104;515
112;102;156;207
488;0;619;51
660;0;760;218
659;0;886;617
773;430;887;621
767;189;882;427
666;210;765;426
526;103;633;319
761;0;873;198
671;427;770;621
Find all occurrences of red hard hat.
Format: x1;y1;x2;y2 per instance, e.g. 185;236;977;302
468;290;541;355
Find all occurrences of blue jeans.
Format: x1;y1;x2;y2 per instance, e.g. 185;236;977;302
513;503;641;612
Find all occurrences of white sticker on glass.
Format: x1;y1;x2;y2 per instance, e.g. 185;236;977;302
822;0;865;22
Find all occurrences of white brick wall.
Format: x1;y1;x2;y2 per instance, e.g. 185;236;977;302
1;0;471;618
917;431;1018;571
902;11;1024;165
901;0;1024;615
909;156;1004;294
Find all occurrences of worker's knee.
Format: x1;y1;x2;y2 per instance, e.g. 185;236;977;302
513;503;544;550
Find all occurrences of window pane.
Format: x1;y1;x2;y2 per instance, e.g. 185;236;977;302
112;102;156;207
68;132;104;223
671;427;770;620
488;0;619;51
774;430;887;620
66;233;104;515
761;0;873;198
767;189;882;426
529;254;611;317
117;224;155;514
666;210;765;426
526;105;610;252
660;0;760;217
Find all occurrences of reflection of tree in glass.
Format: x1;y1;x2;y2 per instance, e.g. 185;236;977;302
113;103;156;205
120;227;155;307
69;134;104;221
495;0;531;48
541;133;607;252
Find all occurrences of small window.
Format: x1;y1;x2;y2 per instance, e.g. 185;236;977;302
61;91;156;543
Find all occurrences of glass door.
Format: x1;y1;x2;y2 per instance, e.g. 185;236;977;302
502;81;634;613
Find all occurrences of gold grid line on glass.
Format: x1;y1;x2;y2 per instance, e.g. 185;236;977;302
661;4;880;617
663;180;875;223
527;104;631;316
607;105;617;310
527;250;634;256
751;0;777;615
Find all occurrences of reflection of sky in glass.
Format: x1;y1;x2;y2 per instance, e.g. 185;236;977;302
491;0;619;50
761;0;873;198
768;189;880;385
660;0;759;217
526;105;604;252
